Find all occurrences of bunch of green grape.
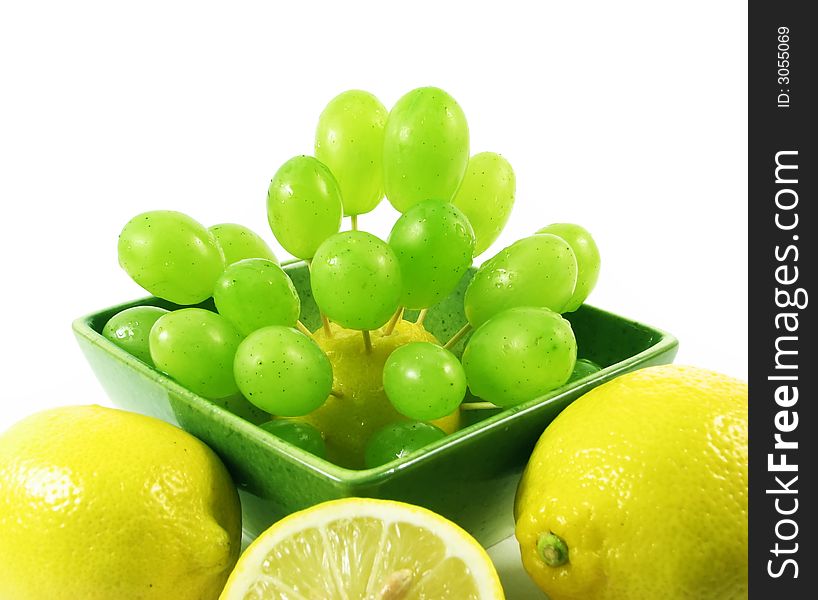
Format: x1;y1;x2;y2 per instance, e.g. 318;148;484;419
116;211;330;414
105;86;602;468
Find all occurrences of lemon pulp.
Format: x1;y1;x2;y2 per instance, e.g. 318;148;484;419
221;498;504;599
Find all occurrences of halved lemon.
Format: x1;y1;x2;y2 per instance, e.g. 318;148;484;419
220;498;505;600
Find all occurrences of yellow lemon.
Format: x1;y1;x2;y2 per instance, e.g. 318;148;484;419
0;405;242;600
221;497;505;599
297;319;459;468
515;365;747;600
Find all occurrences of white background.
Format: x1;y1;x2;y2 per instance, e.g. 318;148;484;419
1;1;747;597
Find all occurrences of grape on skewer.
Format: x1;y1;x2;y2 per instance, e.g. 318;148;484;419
383;86;469;213
315;89;387;220
267;155;343;260
209;223;278;266
453;152;516;257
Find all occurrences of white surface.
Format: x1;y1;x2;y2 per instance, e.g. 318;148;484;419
1;1;746;597
488;537;549;599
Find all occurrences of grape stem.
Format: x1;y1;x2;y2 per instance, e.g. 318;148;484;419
351;214;359;231
362;330;373;353
296;321;313;337
416;308;428;327
382;308;404;336
460;401;500;411
329;388;344;399
443;323;472;350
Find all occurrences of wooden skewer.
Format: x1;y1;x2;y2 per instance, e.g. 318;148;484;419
296;321;313;337
443;323;472;350
382;307;404;336
321;314;333;337
415;308;428;327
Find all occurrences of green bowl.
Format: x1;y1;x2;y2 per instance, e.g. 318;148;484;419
73;263;677;547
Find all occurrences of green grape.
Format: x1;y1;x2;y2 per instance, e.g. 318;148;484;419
259;420;326;458
310;231;401;330
234;326;333;417
569;358;602;382
213;258;300;336
388;200;474;309
315;90;387;217
364;421;446;468
118;211;225;304
383;342;466;421
209;223;278;266
383;86;469;213
452;152;516;256
462;307;576;408
102;305;169;365
267;155;343;259
149;308;242;399
536;223;601;312
464;234;578;327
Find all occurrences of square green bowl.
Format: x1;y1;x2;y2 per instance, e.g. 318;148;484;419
73;263;677;548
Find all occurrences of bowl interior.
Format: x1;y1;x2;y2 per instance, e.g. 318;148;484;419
76;263;675;482
74;263;678;545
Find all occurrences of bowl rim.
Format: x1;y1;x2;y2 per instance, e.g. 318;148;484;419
73;292;678;485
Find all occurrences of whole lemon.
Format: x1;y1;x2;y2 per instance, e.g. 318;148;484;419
515;365;747;600
299;319;459;468
0;405;242;600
